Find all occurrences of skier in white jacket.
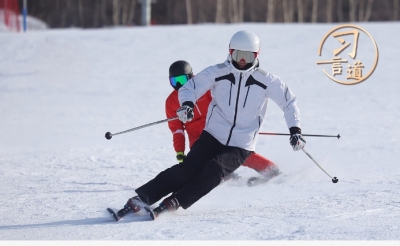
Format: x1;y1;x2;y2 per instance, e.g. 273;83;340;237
123;30;306;219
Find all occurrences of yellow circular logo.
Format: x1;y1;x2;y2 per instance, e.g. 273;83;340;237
316;24;379;85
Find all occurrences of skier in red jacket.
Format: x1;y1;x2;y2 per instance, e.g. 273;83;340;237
166;60;280;183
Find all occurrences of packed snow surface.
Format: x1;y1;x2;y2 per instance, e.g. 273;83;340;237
0;22;399;241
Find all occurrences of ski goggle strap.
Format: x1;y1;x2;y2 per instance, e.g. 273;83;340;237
230;49;257;63
169;74;190;87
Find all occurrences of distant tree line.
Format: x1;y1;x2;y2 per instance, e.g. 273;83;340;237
20;0;400;28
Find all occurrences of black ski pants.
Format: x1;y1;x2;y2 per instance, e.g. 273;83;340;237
135;130;251;209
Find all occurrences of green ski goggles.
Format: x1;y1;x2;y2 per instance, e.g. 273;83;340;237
169;74;190;87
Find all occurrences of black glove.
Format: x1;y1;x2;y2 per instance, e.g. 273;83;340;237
289;127;306;151
176;101;194;123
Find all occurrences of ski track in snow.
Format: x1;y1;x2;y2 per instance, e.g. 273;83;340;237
1;22;400;241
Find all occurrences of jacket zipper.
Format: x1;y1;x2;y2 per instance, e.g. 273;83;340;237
243;87;250;108
229;83;233;106
226;73;242;145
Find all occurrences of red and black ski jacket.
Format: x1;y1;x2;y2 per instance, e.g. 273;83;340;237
165;90;212;153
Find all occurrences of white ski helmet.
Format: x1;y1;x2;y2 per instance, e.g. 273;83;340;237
229;30;260;52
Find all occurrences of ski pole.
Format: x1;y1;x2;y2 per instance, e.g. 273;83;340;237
259;132;340;139
301;148;338;183
105;116;179;140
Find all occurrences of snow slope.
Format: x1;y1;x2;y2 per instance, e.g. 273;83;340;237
0;22;400;242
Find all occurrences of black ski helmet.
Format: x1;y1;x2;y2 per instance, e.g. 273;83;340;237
169;60;193;90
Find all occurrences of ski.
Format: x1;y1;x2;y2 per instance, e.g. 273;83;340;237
107;208;121;221
247;176;272;187
144;207;157;220
107;205;132;221
107;206;163;221
107;204;157;222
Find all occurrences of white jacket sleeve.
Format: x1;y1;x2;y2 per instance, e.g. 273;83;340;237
178;66;215;106
266;76;301;128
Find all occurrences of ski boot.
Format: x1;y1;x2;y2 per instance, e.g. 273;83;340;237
149;196;180;220
107;195;148;221
126;195;148;213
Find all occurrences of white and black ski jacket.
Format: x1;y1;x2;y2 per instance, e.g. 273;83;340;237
178;58;301;151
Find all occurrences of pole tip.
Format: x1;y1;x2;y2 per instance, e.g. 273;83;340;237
105;132;112;140
337;134;341;139
332;177;339;183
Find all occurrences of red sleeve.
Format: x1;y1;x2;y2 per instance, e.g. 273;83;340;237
165;91;186;153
